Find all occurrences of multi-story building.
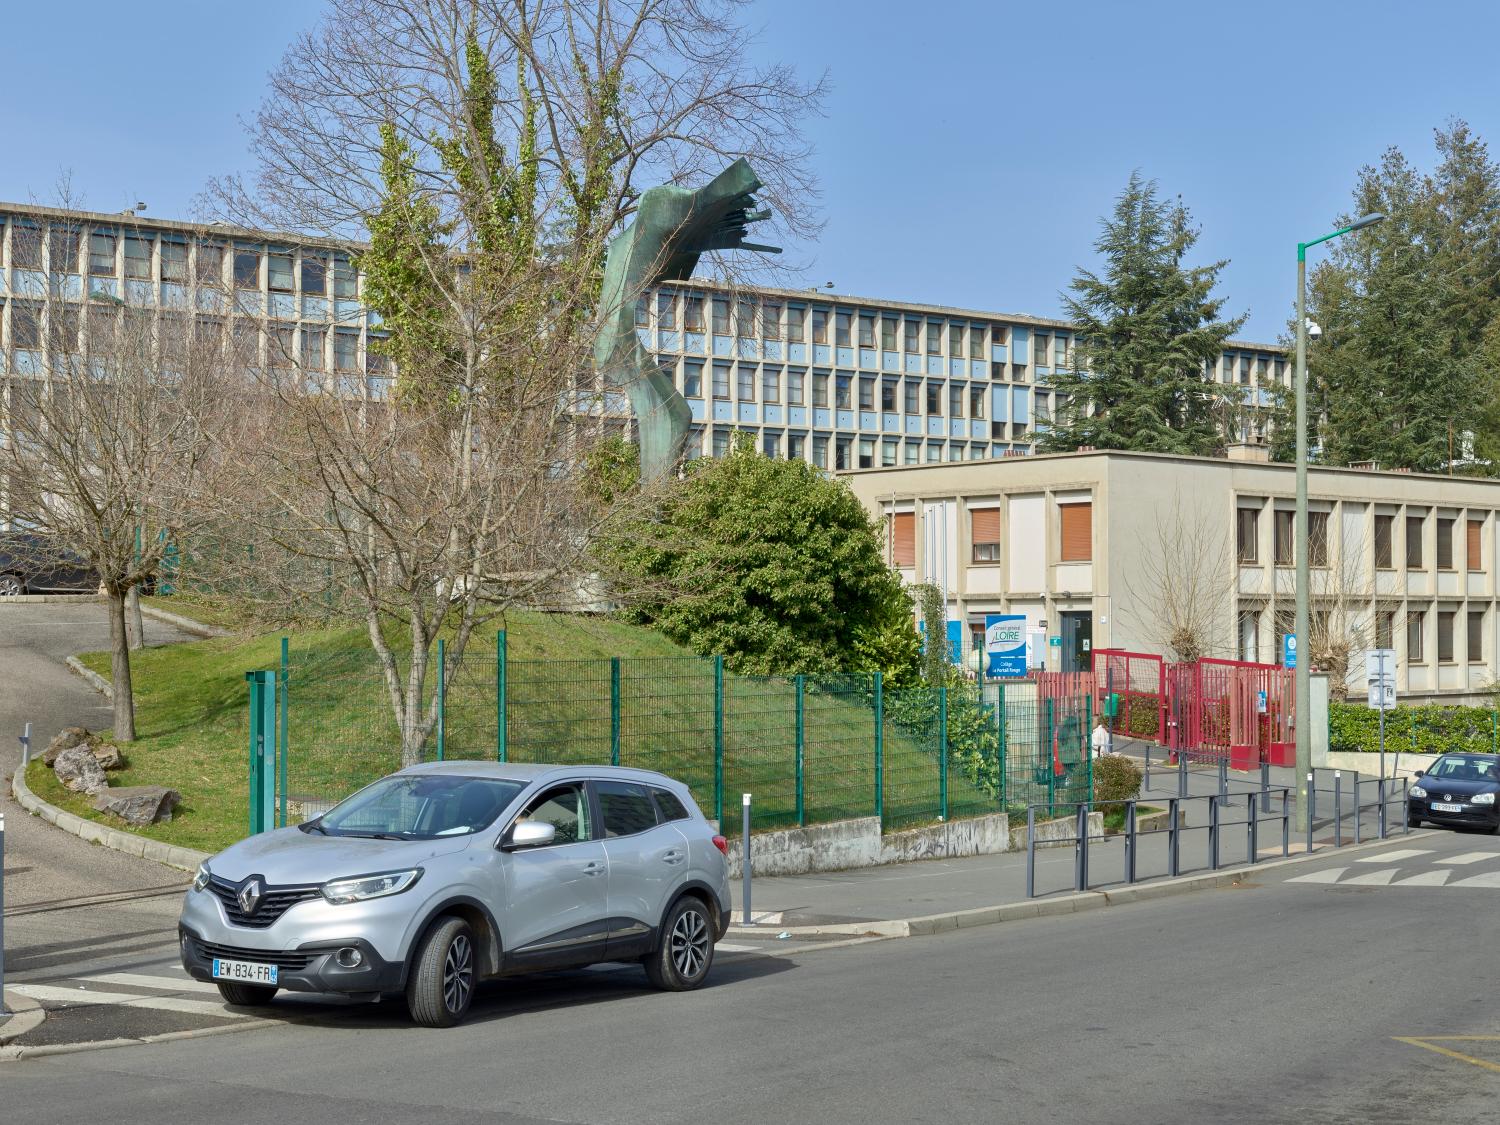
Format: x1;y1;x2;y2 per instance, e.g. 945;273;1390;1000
844;446;1500;703
641;280;1290;467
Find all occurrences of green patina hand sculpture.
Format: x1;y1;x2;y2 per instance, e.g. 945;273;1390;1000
594;158;780;479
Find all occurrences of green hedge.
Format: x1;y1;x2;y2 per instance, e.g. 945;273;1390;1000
1329;702;1499;757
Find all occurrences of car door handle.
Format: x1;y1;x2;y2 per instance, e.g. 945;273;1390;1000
662;849;685;865
582;861;605;877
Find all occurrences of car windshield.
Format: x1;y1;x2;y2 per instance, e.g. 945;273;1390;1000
1428;756;1500;783
313;775;525;839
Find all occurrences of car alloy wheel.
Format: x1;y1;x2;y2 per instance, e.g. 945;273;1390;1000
443;933;473;1014
0;575;22;597
668;904;710;980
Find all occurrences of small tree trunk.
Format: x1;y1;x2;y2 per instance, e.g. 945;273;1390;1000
108;587;137;741
125;583;145;651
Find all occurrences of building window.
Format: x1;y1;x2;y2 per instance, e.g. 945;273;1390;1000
858;376;875;410
1468;519;1483;571
811;308;827;344
925;441;943;463
1438;610;1456;663
712;430;730;457
1035;334;1050;366
1238;609;1260;662
269;324;296;368
89;232;117;276
926;321;942;355
1374;514;1394;569
835;374;852;409
881;318;898;351
1468;609;1485;663
1237;508;1259;564
788;434;804;461
787;368;804;405
1309;511;1329;567
683;361;703;397
971;507;1000;563
1406;514;1424;569
948;384;964;418
49;226;80;273
762;368;779;403
785;304;804;341
1055;336;1068;367
949;323;965;357
333;329;358;371
736;299;755;338
1059;502;1092;562
710;298;729;336
1376;610;1394;650
160;241;187;283
970;327;985;360
762;432;780;458
332;257;357;299
1437;517;1455;570
969;385;985;419
634;297;648;326
1274;510;1294;566
857;438;874;469
890;512;915;566
926;381;942;414
1239;358;1250;385
835;437;851;471
737;367;755;402
835;310;852;347
858;313;875;348
882;439;898;466
300;256;326;295
712;363;730;400
904;319;920;354
812;435;828;469
267;252;294;293
811;371;828;407
881;379;898;412
686;296;706;333
1407;609;1425;662
234;249;261;289
301;326;326;369
11;303;40;349
904;380;919;414
12;224;42;269
196;244;224;286
904;441;919;465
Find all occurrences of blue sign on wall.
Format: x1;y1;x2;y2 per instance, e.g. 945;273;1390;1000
985;614;1027;678
1283;633;1297;669
919;620;965;665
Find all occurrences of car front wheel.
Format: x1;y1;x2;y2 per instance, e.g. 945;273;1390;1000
217;981;277;1007
0;574;23;597
407;916;476;1028
644;896;715;992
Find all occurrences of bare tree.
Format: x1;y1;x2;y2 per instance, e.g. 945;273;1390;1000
2;245;240;740
1123;500;1236;663
1274;512;1376;699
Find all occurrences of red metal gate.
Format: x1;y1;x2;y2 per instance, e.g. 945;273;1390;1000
1090;649;1165;742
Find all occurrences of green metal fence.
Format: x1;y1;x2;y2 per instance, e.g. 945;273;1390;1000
259;631;1095;835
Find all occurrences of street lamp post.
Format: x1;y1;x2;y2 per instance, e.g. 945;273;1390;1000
1295;212;1386;831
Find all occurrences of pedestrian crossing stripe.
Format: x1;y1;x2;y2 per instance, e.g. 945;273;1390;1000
84;972;221;995
1442;851;1499;865
12;982;248;1019
1354;849;1435;863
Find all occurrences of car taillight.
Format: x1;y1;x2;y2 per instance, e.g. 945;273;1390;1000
712;835;729;856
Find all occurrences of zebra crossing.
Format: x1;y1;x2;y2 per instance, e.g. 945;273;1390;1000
1285;847;1500;889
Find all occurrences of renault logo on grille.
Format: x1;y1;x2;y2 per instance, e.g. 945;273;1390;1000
237;877;265;916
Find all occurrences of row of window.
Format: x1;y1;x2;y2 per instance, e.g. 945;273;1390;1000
886;501;1093;567
0;222;358;297
694;428;1017;469
1241;605;1487;665
1236;508;1487;571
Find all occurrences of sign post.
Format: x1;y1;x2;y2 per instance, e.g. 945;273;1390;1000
1365;648;1396;780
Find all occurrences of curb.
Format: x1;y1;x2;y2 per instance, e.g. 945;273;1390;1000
64;655;113;700
0;594;107;604
726;830;1436;940
0;1014;280;1062
0;992;46;1046
139;604;230;639
11;763;210;874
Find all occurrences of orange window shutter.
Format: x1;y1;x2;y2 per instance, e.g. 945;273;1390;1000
1468;520;1482;571
971;508;1000;544
1059;503;1092;562
891;512;915;566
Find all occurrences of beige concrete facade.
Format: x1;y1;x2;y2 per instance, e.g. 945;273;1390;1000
843;448;1500;703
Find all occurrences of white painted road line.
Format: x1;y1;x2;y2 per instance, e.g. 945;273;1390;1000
1342;868;1399;886
1441;851;1500;866
1393;870;1452;886
12;983;245;1018
83;972;221;995
1287;867;1348;884
1354;849;1432;863
1447;871;1500;888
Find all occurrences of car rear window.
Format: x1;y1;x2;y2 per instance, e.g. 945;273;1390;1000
597;780;660;837
653;788;690;822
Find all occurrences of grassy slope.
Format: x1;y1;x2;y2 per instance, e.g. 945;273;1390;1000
41;609;989;853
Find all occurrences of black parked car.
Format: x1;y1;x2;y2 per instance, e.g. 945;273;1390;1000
1408;753;1500;833
0;533;99;596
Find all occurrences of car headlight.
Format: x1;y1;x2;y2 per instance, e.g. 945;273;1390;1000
1472;792;1496;806
1409;784;1427;799
321;868;422;905
192;861;212;892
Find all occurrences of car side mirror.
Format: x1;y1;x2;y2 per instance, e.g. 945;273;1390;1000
501;820;556;851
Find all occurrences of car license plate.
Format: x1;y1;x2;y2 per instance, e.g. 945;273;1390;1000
1432;802;1464;813
212;958;278;985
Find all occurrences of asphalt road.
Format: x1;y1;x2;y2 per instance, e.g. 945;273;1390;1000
1;601;193;974
7;828;1500;1124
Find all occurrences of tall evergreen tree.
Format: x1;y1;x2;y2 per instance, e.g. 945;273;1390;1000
1041;174;1245;455
1297;121;1500;473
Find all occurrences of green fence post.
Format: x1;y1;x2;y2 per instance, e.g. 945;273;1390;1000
245;670;277;835
1492;710;1496;755
998;682;1008;810
795;674;806;827
1045;697;1055;816
436;638;446;761
939;685;949;821
713;655;725;827
1085;693;1093;801
496;629;507;763
610;657;622;767
278;638;289;828
874;671;884;826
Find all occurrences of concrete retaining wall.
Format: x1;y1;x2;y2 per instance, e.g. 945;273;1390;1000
1008;811;1105;851
725;812;1012;878
1318;750;1439;778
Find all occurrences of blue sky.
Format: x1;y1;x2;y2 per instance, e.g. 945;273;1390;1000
5;0;1499;342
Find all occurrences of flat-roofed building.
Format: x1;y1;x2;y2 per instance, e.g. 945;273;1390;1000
844;445;1500;703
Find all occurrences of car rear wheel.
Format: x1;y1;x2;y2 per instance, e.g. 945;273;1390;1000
644;895;715;992
217;981;278;1007
0;574;23;597
406;916;475;1028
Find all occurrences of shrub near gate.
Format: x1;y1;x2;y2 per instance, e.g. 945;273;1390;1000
1328;702;1497;757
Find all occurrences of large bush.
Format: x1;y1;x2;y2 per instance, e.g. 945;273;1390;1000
1329;702;1498;756
1092;753;1143;805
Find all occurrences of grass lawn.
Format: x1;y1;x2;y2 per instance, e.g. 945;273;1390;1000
57;608;994;853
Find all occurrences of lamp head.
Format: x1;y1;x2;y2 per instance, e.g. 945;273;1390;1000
1348;212;1385;231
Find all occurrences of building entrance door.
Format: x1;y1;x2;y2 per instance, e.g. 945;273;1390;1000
1060;611;1092;673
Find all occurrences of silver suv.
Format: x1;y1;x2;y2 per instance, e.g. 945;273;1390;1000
178;763;732;1027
